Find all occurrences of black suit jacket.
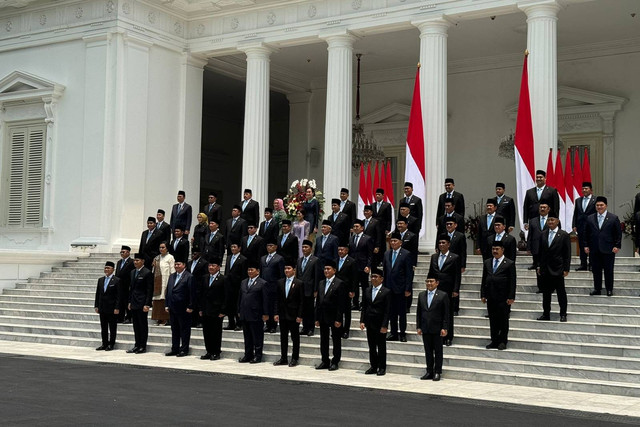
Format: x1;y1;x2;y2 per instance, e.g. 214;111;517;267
165;270;196;312
448;231;467;269
328;211;351;244
202;230;225;262
363;217;385;251
481;257;517;301
399;214;420;235
436;191;465;223
115;257;135;294
169;236;190;263
416;290;450;334
382;248;414;294
170;203;193;233
429;252;461;294
275;277;304;321
203;202;223;225
225;253;248;292
260;253;285;287
277;233;299;267
259;219;279;243
139;228;163;265
478;214;496;259
400;230;419;267
238;277;269;322
336;256;357;293
487;233;517;262
156;221;172;245
400;194;424;226
129;267;153;309
199;273;228;316
538;228;571;277
187;257;209;284
527;216;548;257
349;233;373;270
314;233;339;266
572;196;596;231
315;277;345;324
359;285;391;329
225;217;248;249
240;199;260;226
495;195;516;229
372;201;392;233
437;212;465;237
585;211;622;253
341;200;358;226
296;255;323;297
241;234;265;265
523;186;560;223
94;275;121;312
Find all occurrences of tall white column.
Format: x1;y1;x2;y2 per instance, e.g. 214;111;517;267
287;92;312;182
321;31;356;200
240;44;276;209
414;17;451;252
520;1;560;170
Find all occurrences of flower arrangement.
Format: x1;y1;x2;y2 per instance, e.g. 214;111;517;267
620;199;636;240
284;178;325;220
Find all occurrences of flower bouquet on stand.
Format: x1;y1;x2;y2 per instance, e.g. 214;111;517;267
284;179;325;220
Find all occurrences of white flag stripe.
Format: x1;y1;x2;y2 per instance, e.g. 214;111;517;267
515;147;536;234
405;144;426;238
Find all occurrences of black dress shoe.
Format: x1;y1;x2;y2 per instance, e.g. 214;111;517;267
126;347;139;354
307;330;314;337
589;290;601;296
537;315;550;321
575;266;588;271
316;362;330;370
607;291;613;297
238;356;252;363
400;335;407;343
200;353;212;360
300;329;308;335
122;319;132;324
176;351;188;357
212;354;221;360
273;358;288;366
527;265;536;270
497;343;507;350
105;345;114;351
560;315;567;322
249;357;262;364
134;347;146;354
234;326;243;331
484;314;490;318
223;326;234;330
166;351;179;356
364;367;377;375
329;363;339;371
535;289;543;294
377;369;386;376
387;335;399;342
421;373;434;380
453;311;459;316
342;332;349;339
96;345;107;351
444;340;452;346
268;328;277;333
288;359;298;367
486;343;497;349
433;373;441;381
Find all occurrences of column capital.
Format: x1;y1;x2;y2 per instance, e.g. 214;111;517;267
518;1;562;18
412;16;453;35
319;30;359;48
287;92;312;104
182;53;208;69
239;42;278;59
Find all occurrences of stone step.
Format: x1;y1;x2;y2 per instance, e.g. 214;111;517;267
456;306;640;326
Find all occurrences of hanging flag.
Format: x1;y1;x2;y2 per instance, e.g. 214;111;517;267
373;161;380;201
564;149;575;232
582;149;592;183
554;150;566;227
365;162;373;205
358;163;367;219
384;160;395;232
546;148;555;189
573;148;583;200
404;66;426;238
514;52;536;231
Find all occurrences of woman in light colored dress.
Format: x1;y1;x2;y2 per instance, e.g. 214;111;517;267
273;198;287;230
292;209;311;258
152;242;175;325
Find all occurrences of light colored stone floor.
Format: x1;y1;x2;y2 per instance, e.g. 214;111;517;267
2;340;640;418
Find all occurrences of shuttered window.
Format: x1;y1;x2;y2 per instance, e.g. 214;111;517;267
4;123;46;227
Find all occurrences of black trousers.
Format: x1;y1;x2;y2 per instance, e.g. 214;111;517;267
353;271;369;306
117;284;130;322
131;309;149;348
422;333;444;374
265;282;278;330
202;314;223;355
366;324;386;370
279;319;301;360
169;309;192;353
389;292;407;336
99;311;117;346
487;299;510;345
319;322;341;364
226;287;240;328
590;251;615;292
406;291;413;312
577;229;589;267
440;290;455;341
302;296;315;332
541;274;568;316
243;320;264;358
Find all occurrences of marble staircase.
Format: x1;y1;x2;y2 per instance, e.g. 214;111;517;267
1;252;640;397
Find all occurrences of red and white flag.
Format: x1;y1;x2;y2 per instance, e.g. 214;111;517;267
582;150;592;184
358;163;367;219
514;53;536;231
555;150;566;227
366;162;373;205
564;150;575;231
546;149;555;189
384;161;395;232
373;162;380;200
404;66;426;237
573;149;583;200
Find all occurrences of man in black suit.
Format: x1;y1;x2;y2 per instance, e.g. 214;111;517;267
397;218;418;267
225;206;248;255
199;259;228;360
585;196;622;296
164;259;196;357
372;188;393;234
328;199;351;244
170;226;190;264
436;178;465;225
203;219;225;263
527;203;550;276
479;199;497;260
259;208;279;243
429;235;461;346
314;220;339;267
537;214;570;322
349;220;373;310
139;216;163;269
401;182;424;232
398;202;420;235
336;244;357;339
416;272;450;381
240;188;260;227
444;218;467;317
127;254;153;354
523;170;560;228
297;240;323;336
277;219;299;267
170;190;193;235
156;209;172;244
203;192;223;225
94;261;121;351
273;264;304;367
437;199;465;237
572;182;596;271
360;267;391;376
488;216;517;262
238;261;269;364
242;223;265;265
260;239;285;333
315;260;345;371
495;183;516;233
115;245;134;323
224;242;247;331
187;250;209;328
363;205;385;267
383;232;414;342
481;241;516;350
339;188;357;226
